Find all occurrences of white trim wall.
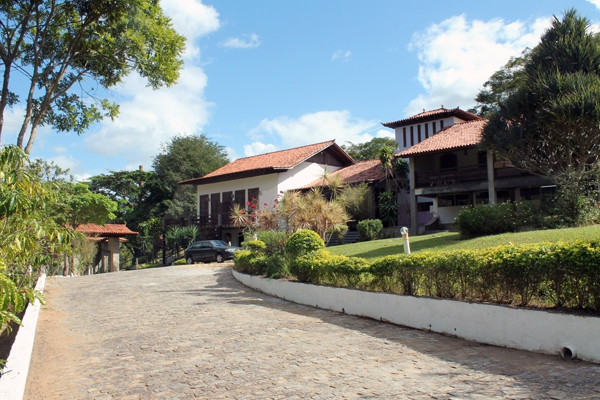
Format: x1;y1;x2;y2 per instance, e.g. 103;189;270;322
233;270;600;363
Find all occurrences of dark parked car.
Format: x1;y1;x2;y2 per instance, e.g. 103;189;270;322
184;240;240;264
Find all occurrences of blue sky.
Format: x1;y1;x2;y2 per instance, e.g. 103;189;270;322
7;0;600;180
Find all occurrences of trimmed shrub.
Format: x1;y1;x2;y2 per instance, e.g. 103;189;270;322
264;254;290;279
233;249;267;275
291;249;368;285
234;239;269;275
357;219;383;241
284;229;324;260
243;239;267;253
456;202;539;238
256;230;288;256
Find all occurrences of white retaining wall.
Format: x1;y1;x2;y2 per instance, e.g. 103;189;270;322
232;270;600;363
0;274;46;400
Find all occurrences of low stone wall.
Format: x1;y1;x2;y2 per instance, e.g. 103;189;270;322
232;270;600;363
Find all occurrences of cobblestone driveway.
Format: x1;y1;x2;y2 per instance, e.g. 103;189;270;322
25;265;600;399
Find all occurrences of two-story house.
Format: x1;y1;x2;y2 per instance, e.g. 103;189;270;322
383;107;484;227
180;140;354;245
385;108;553;234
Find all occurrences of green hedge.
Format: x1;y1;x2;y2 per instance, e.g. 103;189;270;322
456;202;539;238
292;249;369;286
233;229;600;311
366;241;600;310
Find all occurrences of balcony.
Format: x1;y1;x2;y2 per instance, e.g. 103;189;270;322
415;164;487;188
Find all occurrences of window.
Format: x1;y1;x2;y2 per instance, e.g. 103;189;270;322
417;125;421;142
199;195;209;219
475;191;489;205
455;194;470;206
438;194;470;207
440;120;445;130
497;190;511;202
235;190;245;208
417;201;433;212
438;195;454;207
410;126;414;146
210;193;220;223
425;123;429;139
248;187;259;207
433;121;437;133
403;127;407;148
221;191;232;222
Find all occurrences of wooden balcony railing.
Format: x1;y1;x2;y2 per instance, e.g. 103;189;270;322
414;164;528;188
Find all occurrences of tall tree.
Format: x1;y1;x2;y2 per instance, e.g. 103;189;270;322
481;9;600;223
0;0;185;152
87;169;157;225
342;137;397;161
469;53;530;118
153;134;229;217
87;168;164;263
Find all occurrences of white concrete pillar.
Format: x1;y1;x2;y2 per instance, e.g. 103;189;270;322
487;150;496;204
409;158;418;236
108;237;120;272
102;243;109;273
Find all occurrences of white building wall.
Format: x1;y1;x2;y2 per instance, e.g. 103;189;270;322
278;161;342;191
194;161;342;217
196;174;279;216
394;116;469;153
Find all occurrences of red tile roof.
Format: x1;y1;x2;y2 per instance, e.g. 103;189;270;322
300;159;385;189
396;120;486;157
180;140;354;185
77;224;138;237
382;107;482;129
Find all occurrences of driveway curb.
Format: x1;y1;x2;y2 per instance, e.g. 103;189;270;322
0;273;46;400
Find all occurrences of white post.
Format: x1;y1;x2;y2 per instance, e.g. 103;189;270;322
401;226;411;254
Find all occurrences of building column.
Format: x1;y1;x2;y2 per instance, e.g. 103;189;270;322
108;237;120;272
102;243;109;273
409;158;418;235
487;150;496;204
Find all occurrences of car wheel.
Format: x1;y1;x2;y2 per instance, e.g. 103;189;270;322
186;257;194;265
216;253;224;263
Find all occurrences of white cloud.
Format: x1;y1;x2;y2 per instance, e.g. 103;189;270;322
249;110;377;151
243;142;278;157
406;14;550;115
331;49;352;62
222;33;261;49
1;105;25;144
82;1;220;172
161;0;220;59
375;129;395;140
84;65;212;169
587;0;600;9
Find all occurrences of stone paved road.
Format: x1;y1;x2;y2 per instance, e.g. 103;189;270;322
24;265;600;400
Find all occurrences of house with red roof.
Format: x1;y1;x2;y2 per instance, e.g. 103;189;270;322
385;107;553;234
180;140;356;245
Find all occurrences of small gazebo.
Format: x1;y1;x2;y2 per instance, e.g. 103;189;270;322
76;224;138;273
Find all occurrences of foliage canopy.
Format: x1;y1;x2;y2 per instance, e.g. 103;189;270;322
479;9;600;221
0;0;185;152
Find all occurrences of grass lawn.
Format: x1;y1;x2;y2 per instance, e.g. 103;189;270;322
328;225;600;261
